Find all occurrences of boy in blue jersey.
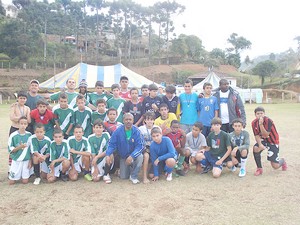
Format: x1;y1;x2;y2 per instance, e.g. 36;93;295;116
197;82;219;137
150;127;177;182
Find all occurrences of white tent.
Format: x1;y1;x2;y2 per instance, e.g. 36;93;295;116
193;71;221;90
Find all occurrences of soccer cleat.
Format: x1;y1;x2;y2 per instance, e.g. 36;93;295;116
239;168;246;177
129;176;140;184
231;166;237;172
166;173;173;181
282;160;288;171
61;174;69;182
103;174;112;184
33;177;41;185
84;173;93;181
176;169;185;176
201;165;212;174
254;168;263;176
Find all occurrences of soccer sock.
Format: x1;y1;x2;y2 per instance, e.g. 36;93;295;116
104;163;110;175
164;165;173;174
278;158;284;166
184;156;190;165
84;170;90;175
240;156;247;170
253;151;262;168
177;156;185;168
33;163;40;178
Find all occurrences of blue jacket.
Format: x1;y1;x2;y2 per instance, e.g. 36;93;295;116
106;125;144;159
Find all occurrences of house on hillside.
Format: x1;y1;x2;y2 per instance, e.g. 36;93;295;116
4;4;18;18
189;71;237;87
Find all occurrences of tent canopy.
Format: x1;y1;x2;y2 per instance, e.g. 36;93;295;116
193;71;221;90
40;63;158;89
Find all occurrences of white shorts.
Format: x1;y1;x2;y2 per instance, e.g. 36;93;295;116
186;147;198;157
91;158;106;177
74;156;84;173
9;160;33;180
41;161;49;174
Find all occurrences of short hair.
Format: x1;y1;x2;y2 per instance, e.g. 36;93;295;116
254;106;265;113
66;78;75;84
141;84;149;90
159;103;169;110
76;94;86;102
18;116;28;122
111;84;120;91
96;98;106;106
36;99;48;106
123;113;133;120
59;92;68;99
151;127;162;135
17;91;27;98
130;87;139;94
107;108;118;115
171;120;180;127
95;81;104;87
34;123;45;131
149;84;158;91
203;82;212;89
211;117;222;125
120;76;128;82
93;119;104;127
232;118;244;126
74;124;83;131
193;122;203;131
53;127;63;135
219;79;229;85
185;79;193;86
144;111;156;120
165;85;176;94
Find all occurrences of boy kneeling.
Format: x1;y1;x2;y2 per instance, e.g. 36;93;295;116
150;127;177;181
197;117;233;178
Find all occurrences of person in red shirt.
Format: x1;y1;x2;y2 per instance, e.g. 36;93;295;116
252;106;287;176
119;76;131;101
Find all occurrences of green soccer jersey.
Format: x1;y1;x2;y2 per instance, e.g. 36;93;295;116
54;106;74;134
91;111;108;124
88;132;110;164
74;106;92;137
8;131;32;161
68;136;91;164
50;91;79;108
207;130;231;158
88;92;113;106
28;134;51;165
107;97;126;123
49;140;70;167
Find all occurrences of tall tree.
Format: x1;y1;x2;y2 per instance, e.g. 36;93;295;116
252;60;277;85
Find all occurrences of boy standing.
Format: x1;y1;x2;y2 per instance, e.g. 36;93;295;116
142;83;163;119
91;99;108;124
53;92;74;139
88;81;112;107
28;123;52;185
252;107;287;176
162;85;179;115
119;76;131;100
8;116;32;185
139;84;149;102
197;117;233;178
47;128;70;183
103;108;122;135
123;87;143;126
150;127;177;182
74;94;93;138
88;120;112;183
197;82;219;137
30;99;55;139
68;125;92;181
107;84;126;123
229;118;250;177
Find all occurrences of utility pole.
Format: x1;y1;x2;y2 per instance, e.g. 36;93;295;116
44;18;47;69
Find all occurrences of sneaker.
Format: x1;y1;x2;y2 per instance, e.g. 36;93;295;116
103;174;112;184
33;177;41;185
201;165;212;174
61;174;69;182
231;166;237;172
239;168;246;177
254;168;263;176
166;173;172;181
84;173;93;181
282;160;288;171
129;176;140;184
176;169;185;176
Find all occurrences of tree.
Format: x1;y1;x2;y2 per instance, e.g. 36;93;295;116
210;48;226;64
294;36;300;61
252;60;277;86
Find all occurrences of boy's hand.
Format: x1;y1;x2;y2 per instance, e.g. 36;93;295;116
215;159;223;166
125;156;133;165
106;156;112;165
69;149;76;154
151;103;158;111
28;160;32;169
19;142;27;149
232;147;239;156
92;157;98;166
152;176;159;182
92;169;98;180
154;158;159;166
259;117;264;125
50;162;55;170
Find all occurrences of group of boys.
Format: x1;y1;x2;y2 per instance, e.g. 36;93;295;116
8;76;287;185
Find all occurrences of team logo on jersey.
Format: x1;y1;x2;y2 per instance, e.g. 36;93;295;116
210;99;214;104
205;106;210;111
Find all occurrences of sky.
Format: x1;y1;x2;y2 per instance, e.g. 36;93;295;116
2;0;299;60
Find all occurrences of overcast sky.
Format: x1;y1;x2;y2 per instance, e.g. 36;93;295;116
2;0;299;60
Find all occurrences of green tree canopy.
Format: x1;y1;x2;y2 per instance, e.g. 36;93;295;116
252;60;278;86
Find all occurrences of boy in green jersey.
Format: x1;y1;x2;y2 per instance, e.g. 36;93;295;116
89;119;112;183
91;99;108;124
88;81;112;107
74;94;92;138
106;84;126;123
28;123;51;185
47;128;70;182
53;92;74;139
8;116;32;185
68;125;92;181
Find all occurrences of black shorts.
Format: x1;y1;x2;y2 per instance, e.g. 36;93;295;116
254;141;280;163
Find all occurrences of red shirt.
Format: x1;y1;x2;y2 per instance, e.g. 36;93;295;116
119;91;131;100
104;121;121;135
30;109;56;125
166;131;184;148
252;116;279;144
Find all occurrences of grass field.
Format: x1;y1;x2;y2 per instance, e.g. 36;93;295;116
0;103;299;225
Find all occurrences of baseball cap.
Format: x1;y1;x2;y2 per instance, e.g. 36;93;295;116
30;79;40;85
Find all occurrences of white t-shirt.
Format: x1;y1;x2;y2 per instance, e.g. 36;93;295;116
219;90;230;124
